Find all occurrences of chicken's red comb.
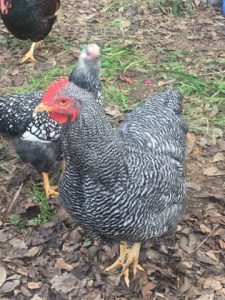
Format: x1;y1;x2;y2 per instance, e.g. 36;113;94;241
42;78;69;104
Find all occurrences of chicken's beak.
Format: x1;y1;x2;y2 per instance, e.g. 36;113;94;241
35;103;52;113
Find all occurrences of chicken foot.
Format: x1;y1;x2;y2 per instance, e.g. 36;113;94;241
105;241;144;287
42;172;59;199
20;41;44;63
20;42;37;63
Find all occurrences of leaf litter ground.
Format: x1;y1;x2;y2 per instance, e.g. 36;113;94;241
0;1;225;299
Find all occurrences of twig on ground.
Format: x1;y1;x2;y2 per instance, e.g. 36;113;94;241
1;183;23;223
189;224;220;254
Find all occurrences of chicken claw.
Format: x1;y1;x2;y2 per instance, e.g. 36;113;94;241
105;241;144;287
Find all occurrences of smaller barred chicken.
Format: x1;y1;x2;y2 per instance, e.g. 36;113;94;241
0;0;60;62
36;45;187;286
0;44;102;198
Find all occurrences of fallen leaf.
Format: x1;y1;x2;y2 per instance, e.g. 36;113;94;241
0;280;20;294
31;296;44;300
72;263;91;280
205;250;219;262
51;273;86;293
200;224;211;234
212;152;224;162
0;265;7;288
141;281;156;298
105;103;122;119
55;258;73;271
187;182;201;192
27;282;42;289
12;76;25;87
21;286;32;297
203;166;225;176
24;247;42;257
119;75;133;84
193;0;201;7
218;139;225;151
9;238;28;250
219;240;225;249
212;127;223;139
203;278;222;291
197;293;214;300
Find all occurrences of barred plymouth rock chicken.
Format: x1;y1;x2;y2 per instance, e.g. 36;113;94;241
0;44;102;198
0;0;60;62
36;46;187;286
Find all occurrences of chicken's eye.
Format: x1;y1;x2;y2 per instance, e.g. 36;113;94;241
59;99;68;106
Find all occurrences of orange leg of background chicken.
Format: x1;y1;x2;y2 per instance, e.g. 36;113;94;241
105;242;144;287
42;172;59;199
42;161;65;199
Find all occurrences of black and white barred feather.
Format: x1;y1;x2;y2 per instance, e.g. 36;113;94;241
57;83;187;243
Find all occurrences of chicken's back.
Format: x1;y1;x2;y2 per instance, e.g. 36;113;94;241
1;0;60;41
119;89;187;162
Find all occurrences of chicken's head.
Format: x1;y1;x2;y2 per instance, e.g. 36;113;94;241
0;0;12;15
35;78;80;124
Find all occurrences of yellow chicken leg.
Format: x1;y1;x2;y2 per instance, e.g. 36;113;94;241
42;172;59;199
105;242;144;287
20;42;37;63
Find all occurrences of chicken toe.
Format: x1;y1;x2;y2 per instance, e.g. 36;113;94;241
105;241;144;287
20;42;36;63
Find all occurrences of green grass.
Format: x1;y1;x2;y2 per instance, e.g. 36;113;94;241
104;85;129;109
2;41;225;133
143;49;225;132
31;185;54;225
159;0;193;15
9;217;25;229
14;65;74;94
101;44;144;80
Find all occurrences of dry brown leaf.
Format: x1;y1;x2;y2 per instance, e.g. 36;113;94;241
212;127;223;139
219;240;225;249
9;238;28;250
31;296;44;300
141;281;156;297
0;265;7;288
203;166;225;176
119;75;133;84
24;247;42;257
200;224;211;234
55;258;73;271
21;286;32;297
203;277;222;291
120;19;130;30
212;152;224;162
205;250;219;262
105;103;122;119
0;280;20;294
27;282;42;289
51;273;86;293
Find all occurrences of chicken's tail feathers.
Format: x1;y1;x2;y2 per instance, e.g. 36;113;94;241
155;88;183;115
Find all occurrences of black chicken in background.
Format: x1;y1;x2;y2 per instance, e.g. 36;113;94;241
0;44;103;198
0;0;60;62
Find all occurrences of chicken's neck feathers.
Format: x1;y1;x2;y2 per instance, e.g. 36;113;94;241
62;102;127;183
